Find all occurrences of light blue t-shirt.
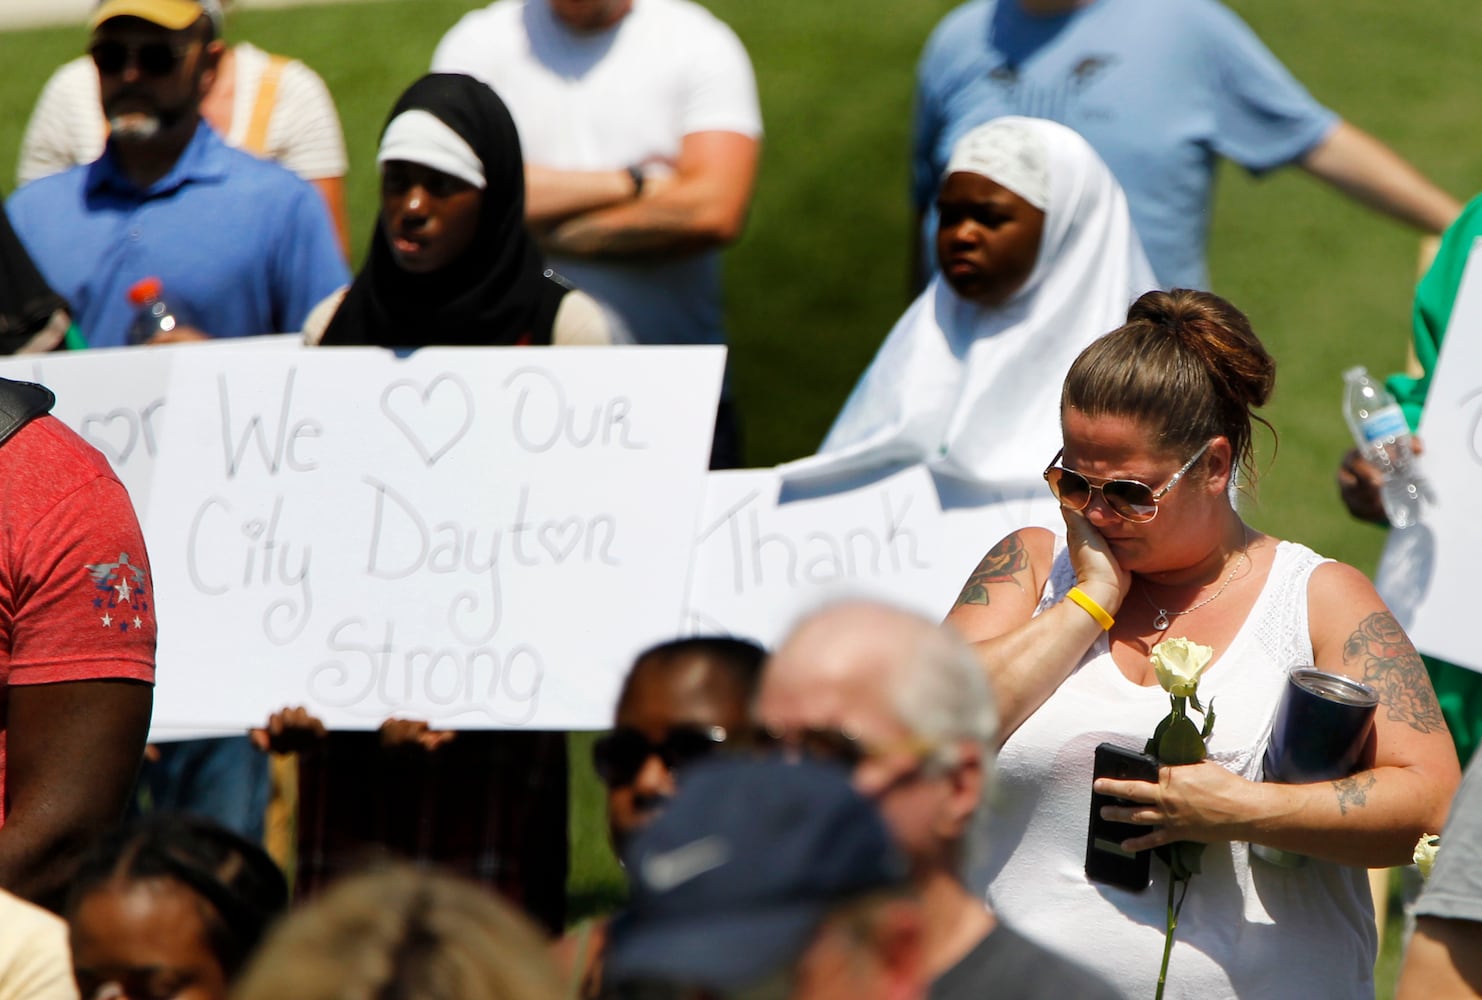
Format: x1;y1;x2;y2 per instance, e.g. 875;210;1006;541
912;0;1338;290
7;122;348;348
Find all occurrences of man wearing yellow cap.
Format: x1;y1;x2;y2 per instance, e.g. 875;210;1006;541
6;0;347;350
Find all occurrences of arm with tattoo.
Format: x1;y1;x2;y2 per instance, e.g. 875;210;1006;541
1331;772;1377;815
943;528;1116;742
1342;610;1446;734
952;533;1030;607
1107;563;1460;867
1249;566;1461;864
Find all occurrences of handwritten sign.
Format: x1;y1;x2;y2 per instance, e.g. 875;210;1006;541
683;464;1062;646
0;337;301;511
1375;240;1482;673
144;346;724;730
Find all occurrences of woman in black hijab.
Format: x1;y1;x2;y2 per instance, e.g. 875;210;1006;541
273;75;608;937
318;73;619;347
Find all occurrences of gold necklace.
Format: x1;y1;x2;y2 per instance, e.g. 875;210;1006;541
1139;531;1250;632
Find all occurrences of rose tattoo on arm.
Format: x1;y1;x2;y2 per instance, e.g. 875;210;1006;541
1341;611;1446;735
952;533;1030;608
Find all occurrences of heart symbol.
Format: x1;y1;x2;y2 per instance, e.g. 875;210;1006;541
380;376;475;466
81;409;140;465
538;518;584;563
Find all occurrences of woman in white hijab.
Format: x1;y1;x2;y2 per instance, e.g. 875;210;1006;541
789;117;1156;487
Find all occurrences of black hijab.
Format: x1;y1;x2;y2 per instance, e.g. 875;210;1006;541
321;74;558;347
0;197;68;354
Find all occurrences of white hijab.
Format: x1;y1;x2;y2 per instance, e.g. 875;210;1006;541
783;117;1157;487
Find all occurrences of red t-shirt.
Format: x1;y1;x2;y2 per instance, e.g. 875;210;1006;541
0;416;156;819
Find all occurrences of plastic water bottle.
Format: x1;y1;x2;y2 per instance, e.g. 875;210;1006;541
1342;366;1425;529
125;277;184;346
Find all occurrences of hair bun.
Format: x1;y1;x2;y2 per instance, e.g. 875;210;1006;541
1129;289;1274;410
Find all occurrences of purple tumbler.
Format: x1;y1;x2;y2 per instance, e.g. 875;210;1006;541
1252;667;1379;868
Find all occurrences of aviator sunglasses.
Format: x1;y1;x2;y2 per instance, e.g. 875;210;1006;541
592;725;729;787
90;39;192;77
1043;440;1212;523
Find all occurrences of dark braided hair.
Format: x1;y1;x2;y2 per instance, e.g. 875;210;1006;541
67;813;288;981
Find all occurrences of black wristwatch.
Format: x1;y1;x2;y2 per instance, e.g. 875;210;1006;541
626;164;645;198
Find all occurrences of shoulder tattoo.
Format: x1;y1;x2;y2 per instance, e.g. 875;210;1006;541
1341;611;1446;735
1332;772;1376;815
952;534;1029;608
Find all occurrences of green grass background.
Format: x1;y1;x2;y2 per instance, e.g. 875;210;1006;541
5;0;1479;990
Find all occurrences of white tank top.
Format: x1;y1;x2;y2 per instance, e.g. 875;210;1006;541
973;538;1376;999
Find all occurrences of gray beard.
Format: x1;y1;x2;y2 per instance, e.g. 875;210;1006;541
107;112;163;142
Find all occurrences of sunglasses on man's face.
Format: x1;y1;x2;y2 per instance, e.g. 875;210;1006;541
90;39;190;77
754;726;937;771
1042;440;1212;524
592;725;728;788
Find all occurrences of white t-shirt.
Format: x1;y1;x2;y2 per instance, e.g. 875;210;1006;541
16;43;348;186
431;0;762;348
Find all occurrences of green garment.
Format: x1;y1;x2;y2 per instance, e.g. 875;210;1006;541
1386;194;1482;428
1383;193;1482;765
1427;656;1482;768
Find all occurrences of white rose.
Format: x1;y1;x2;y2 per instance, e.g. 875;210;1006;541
1149;637;1214;697
1414;834;1440;880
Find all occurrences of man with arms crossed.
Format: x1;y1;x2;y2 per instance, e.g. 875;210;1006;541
432;0;761;467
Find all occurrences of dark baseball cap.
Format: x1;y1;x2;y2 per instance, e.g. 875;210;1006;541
604;755;910;992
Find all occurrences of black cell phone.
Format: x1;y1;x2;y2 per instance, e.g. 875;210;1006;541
1085;742;1159;892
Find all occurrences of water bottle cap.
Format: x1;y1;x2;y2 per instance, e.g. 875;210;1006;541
1343;365;1368;381
127;276;163;306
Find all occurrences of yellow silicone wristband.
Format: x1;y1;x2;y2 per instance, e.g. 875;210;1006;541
1067;586;1114;631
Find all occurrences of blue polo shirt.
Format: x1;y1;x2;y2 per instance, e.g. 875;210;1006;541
7;122;348;347
912;0;1338;290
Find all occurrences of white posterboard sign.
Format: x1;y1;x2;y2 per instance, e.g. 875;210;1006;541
1375;241;1482;673
935;475;1065;589
683;464;1062;648
145;346;725;731
0;337;301;512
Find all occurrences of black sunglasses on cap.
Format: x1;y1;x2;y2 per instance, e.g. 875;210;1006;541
592;725;728;788
1043;440;1212;524
90;39;191;77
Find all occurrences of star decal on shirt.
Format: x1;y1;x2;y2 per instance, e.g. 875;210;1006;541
83;552;151;634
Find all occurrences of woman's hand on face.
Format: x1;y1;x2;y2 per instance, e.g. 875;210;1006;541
1062;506;1130;612
1093;761;1257;852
